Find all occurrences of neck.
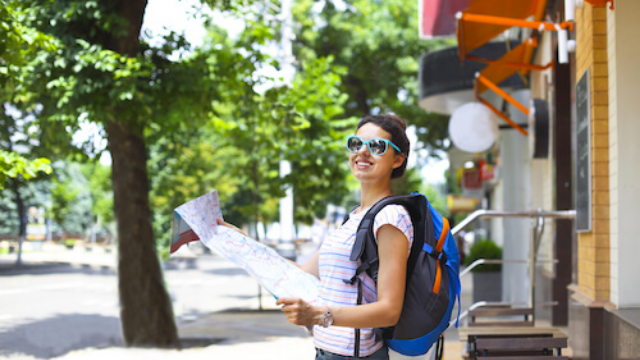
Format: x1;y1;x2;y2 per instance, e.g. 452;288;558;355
359;179;393;212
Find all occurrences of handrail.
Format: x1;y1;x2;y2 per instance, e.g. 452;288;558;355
460;258;558;278
452;209;576;236
452;208;575;327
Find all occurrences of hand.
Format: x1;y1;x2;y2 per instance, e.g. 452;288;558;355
216;218;250;237
276;297;324;326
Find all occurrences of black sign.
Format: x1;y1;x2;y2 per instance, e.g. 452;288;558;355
576;70;591;232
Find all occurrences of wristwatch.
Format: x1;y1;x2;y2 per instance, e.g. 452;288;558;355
321;306;334;328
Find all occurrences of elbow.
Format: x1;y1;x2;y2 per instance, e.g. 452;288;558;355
387;310;402;327
379;304;403;327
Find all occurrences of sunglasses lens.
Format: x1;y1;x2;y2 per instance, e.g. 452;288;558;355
347;137;363;152
368;139;387;155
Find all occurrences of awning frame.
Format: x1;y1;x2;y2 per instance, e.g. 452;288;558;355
466;56;554;71
475;74;529;136
457;12;574;61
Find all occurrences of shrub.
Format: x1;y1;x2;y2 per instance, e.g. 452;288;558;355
64;239;79;247
464;238;502;272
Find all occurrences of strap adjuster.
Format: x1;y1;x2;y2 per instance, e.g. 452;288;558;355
422;243;447;262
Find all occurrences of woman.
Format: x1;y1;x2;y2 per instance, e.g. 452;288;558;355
221;114;413;359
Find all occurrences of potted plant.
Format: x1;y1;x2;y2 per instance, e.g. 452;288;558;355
464;238;502;303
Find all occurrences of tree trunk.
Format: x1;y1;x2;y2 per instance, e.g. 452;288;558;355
106;119;179;347
10;178;26;266
104;0;179;347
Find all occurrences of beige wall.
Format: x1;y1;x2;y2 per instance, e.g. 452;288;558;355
575;2;610;302
607;0;640;308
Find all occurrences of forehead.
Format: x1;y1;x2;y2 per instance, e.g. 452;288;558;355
355;123;392;140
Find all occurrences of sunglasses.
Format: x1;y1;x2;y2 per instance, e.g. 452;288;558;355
346;136;402;156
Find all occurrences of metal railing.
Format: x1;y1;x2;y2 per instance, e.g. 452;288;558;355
451;209;577;237
450;208;575;327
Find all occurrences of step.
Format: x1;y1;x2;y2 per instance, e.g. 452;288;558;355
469;321;534;327
470;307;533;318
476;337;567;350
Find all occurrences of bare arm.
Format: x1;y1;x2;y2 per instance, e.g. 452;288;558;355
283;251;320;279
278;224;408;329
217;219;321;279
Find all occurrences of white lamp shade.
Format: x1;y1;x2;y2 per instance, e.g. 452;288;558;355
449;102;499;153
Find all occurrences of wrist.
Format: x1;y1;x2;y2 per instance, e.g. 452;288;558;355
314;306;325;326
318;305;334;328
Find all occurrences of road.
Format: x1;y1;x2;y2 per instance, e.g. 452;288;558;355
0;254;279;359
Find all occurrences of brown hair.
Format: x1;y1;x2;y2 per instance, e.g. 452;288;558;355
357;114;410;178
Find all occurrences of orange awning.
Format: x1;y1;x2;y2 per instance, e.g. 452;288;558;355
475;37;546;94
457;0;547;61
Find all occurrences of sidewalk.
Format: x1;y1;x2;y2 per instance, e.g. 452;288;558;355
0;242;116;273
0;243;467;360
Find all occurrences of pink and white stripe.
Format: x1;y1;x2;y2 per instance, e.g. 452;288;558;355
314;205;413;357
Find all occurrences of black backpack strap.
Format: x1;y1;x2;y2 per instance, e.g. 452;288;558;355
348;194;431;285
344;196;394;285
340;205;360;226
345;194;435;356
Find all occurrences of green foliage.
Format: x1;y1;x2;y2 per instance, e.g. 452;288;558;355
207;18;356;227
79;161;113;225
64;238;78;247
391;166;423;196
48;161;94;235
0;150;51;189
0;0;58;93
292;0;453;156
4;0;452;259
421;183;448;217
464;239;502;272
148;131;244;251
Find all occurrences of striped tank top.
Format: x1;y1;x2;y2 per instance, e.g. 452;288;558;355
313;204;414;357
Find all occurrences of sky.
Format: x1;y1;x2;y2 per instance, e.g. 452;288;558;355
74;0;448;184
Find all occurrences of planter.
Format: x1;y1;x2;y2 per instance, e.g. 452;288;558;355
472;271;502;303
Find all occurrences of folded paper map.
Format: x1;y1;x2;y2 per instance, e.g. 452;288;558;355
171;191;222;254
172;190;321;304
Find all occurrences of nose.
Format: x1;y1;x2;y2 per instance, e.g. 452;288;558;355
357;142;370;155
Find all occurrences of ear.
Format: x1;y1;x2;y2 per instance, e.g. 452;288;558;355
392;153;405;170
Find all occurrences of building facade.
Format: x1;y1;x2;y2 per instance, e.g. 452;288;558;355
418;0;640;358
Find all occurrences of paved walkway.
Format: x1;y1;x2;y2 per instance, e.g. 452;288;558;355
0;244;467;360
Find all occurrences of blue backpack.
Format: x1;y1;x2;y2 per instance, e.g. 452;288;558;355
343;193;461;357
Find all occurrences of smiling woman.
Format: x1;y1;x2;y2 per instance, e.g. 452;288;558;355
217;114;415;359
281;115;413;359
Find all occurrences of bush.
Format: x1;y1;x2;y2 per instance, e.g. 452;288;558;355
464;238;502;272
64;239;79;247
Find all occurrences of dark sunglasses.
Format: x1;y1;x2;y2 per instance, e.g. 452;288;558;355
346;136;402;156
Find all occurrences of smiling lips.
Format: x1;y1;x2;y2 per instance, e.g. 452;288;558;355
355;159;373;169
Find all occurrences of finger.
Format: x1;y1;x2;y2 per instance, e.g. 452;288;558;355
276;297;297;306
216;218;235;229
216;219;250;237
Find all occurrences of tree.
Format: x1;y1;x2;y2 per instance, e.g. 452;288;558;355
148;127;245;255
10;0;220;346
292;0;453;156
0;2;53;188
211;53;356;231
48;161;94;237
0;150;51;189
10;0;323;346
0;107;52;265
